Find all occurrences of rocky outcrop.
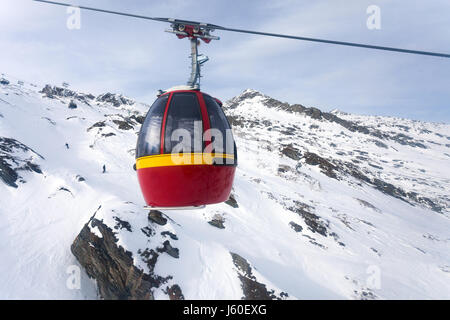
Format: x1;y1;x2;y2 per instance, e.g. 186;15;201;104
40;85;136;109
0;137;43;188
68;100;77;109
71;206;182;300
0;157;18;187
40;85;95;105
226;89;429;149
208;214;226;229
148;210;167;225
96;93;134;107
302;152;338;179
130;115;145;124
281;144;301;161
337;160;445;213
225;193;239;208
288;201;329;237
230;252;288;300
224;89;449;215
289;221;303;232
72;217;154;299
112;119;134;130
87;121;106;132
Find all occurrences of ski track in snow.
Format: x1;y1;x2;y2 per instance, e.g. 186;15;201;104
0;83;449;299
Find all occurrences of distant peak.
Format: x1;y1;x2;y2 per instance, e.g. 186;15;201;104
240;88;264;97
330;108;348;115
231;89;265;102
40;84;95;102
242;88;261;94
96;93;135;107
38;84;136;108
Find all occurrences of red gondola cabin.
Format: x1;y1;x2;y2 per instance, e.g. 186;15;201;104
136;87;237;208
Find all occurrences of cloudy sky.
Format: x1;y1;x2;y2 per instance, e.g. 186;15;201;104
1;0;449;122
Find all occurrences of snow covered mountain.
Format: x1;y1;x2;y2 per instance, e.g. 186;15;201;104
0;78;449;300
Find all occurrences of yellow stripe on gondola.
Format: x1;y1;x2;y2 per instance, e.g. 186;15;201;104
136;153;235;169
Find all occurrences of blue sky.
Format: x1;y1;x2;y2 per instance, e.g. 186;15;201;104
1;0;449;122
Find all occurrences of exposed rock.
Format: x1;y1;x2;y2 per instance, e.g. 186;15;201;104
355;288;378;300
71;205;181;300
113;119;134;131
340;161;444;213
137;248;162;282
226;115;245;127
303;152;337;179
157;240;179;259
300;210;328;236
225;89;262;109
278;164;292;174
148;210;167;226
356;199;380;212
166;284;185;300
71;217;154;299
87;121;106;132
304;107;323;120
368;163;383;170
161;231;178;240
68;100;77;109
40;85;94;105
96;93;134;107
281;144;301;161
42;117;56;125
0;137;43;188
41;84;68;98
372;140;388;149
302;234;327;249
130;115;145;124
102;133;116;138
289;221;303;232
225;193;239;208
141;226;155;237
228;89;430;149
230;252;286;300
0;157;18;187
58;187;73;196
288;201;328;236
208;214;225;229
113;216;132;232
231;252;252;277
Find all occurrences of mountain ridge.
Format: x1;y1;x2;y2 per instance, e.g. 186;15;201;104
0;78;449;299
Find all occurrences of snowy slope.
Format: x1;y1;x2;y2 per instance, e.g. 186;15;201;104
0;80;148;299
0;79;449;299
